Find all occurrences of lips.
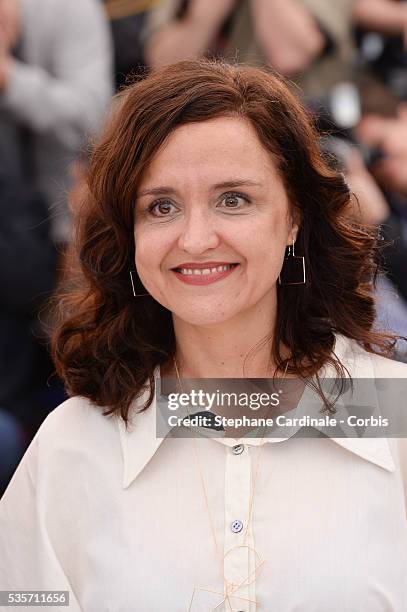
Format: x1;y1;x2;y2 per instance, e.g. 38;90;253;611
171;262;239;285
175;263;236;275
173;261;237;270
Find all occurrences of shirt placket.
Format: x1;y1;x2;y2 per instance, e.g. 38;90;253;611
223;444;257;612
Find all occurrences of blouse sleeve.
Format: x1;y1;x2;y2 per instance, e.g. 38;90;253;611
0;431;82;611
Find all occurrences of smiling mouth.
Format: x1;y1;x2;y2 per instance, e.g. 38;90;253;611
173;263;239;276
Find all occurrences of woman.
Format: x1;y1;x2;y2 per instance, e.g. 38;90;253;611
1;59;407;612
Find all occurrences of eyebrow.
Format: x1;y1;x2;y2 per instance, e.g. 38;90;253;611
137;179;262;198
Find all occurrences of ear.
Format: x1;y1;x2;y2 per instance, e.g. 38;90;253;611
292;222;300;243
286;211;301;246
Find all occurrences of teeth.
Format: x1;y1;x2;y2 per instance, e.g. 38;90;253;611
178;264;235;275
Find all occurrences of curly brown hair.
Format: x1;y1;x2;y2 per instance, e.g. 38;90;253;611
51;59;396;423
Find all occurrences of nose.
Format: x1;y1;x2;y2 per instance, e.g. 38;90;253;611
177;208;220;255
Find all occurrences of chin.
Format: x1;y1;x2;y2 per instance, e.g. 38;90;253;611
171;305;237;328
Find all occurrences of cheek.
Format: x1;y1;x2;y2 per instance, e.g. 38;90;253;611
134;227;157;276
247;218;289;264
134;226;172;283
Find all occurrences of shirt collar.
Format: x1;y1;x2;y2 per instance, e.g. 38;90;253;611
118;378;163;489
118;335;395;488
320;334;395;473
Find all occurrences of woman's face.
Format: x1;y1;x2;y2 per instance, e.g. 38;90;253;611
134;116;297;327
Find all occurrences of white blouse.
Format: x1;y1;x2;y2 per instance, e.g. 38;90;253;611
1;335;407;612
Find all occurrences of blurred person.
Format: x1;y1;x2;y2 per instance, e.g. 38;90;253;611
1;59;407;610
357;108;407;195
144;0;236;66
0;134;59;442
0;0;113;244
103;0;160;89
356;110;407;301
144;0;355;99
343;145;407;356
0;0;112;459
353;0;407;100
344;145;391;225
375;275;407;360
353;0;407;48
0;408;24;496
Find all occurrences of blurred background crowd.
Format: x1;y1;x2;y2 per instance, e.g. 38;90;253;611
1;0;407;494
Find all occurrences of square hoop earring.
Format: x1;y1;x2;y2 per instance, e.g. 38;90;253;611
278;241;306;286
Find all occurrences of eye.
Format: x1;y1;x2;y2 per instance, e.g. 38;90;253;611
218;192;251;211
147;199;178;217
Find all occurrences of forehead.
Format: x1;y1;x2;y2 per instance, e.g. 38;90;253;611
138;116;281;187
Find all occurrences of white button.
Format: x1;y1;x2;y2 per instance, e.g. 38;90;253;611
231;520;243;533
232;444;244;455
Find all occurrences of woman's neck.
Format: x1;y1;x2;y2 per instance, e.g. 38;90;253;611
170;309;284;379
